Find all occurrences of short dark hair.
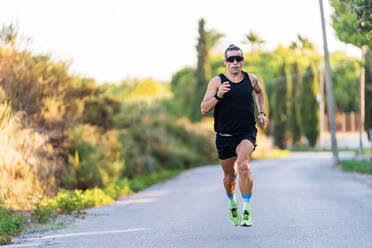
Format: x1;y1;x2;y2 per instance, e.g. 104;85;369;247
224;44;243;59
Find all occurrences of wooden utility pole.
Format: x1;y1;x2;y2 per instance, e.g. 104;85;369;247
319;0;340;166
359;45;367;155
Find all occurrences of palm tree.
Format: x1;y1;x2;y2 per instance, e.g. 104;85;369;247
289;41;298;51
207;29;225;51
243;31;265;55
297;34;315;56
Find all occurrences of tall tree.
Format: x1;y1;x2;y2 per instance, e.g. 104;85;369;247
331;55;360;112
191;18;210;122
331;0;371;48
288;62;302;145
299;66;319;146
330;0;371;154
273;63;289;148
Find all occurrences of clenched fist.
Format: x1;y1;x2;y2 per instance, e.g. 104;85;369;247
217;81;230;97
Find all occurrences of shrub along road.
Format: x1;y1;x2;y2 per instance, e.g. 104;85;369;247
6;152;372;248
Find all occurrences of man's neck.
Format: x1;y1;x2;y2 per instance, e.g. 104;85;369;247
225;71;244;83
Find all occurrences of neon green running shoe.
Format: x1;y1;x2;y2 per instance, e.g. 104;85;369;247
240;210;253;227
229;207;241;226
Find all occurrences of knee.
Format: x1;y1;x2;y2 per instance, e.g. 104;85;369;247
224;171;237;182
237;160;250;175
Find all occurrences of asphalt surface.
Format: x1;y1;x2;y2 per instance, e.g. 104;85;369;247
6;152;372;248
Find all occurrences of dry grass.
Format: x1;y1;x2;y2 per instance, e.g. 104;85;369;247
0;105;55;210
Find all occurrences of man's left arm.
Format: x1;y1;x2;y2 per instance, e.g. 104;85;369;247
249;73;267;128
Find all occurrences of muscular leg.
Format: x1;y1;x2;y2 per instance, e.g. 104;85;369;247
236;139;255;226
235;140;254;195
221;156;241;225
220;157;237;195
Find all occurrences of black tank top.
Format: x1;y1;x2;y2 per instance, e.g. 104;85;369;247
214;71;257;135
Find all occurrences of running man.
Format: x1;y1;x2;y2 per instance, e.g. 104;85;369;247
200;44;267;227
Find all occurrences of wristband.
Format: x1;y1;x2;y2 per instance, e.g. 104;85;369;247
258;112;266;116
214;92;223;100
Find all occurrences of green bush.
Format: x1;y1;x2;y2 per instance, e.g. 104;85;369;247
80;188;112;208
0;206;26;237
32;199;57;224
50;179;133;214
0;204;26;244
128;170;181;192
341;160;372;174
113;100;216;178
142;117;216;173
54;190;85;214
104;178;132;199
54;188;113;213
158;120;210;167
62;124;126;190
82;94;121;130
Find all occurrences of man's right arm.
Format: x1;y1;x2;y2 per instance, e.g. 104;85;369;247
200;77;220;115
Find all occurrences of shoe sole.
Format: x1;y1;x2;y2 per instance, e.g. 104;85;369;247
240;223;252;227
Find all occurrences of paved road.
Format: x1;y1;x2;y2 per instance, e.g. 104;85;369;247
6;152;372;248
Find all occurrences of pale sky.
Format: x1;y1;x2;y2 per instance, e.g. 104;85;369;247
0;0;361;83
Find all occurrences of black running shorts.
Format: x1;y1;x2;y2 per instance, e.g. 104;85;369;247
215;129;257;160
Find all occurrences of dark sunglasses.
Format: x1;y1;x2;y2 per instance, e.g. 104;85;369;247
226;56;244;63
